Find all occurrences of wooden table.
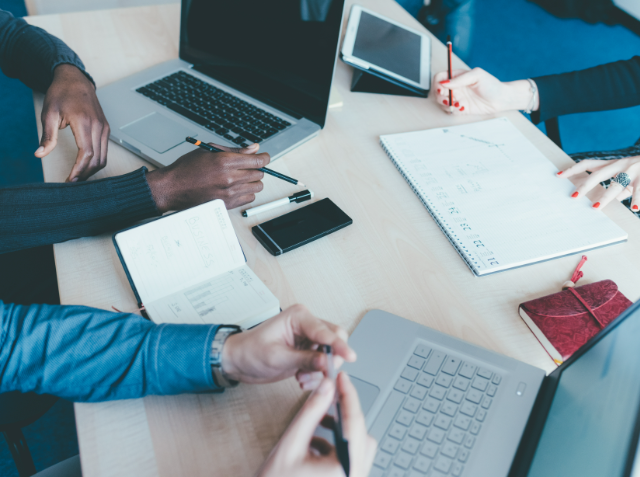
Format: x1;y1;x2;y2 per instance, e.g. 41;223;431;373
27;2;640;475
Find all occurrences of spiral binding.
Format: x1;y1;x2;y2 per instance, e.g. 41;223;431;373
380;138;480;274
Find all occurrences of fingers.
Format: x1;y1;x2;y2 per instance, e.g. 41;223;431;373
291;310;356;365
557;159;610;179
439;68;482;89
35;111;60;158
297;370;324;391
631;178;640;212
207;142;260;155
571;161;623;199
66;121;95;182
594;181;629;209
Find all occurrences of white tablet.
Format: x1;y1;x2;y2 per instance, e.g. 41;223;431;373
341;5;431;93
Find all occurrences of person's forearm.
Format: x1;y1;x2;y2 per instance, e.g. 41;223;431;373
0;10;93;91
501;79;540;112
0;300;222;402
0;168;160;254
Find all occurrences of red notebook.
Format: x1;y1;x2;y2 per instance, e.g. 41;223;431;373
518;257;632;365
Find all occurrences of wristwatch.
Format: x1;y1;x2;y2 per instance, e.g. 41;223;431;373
210;325;242;388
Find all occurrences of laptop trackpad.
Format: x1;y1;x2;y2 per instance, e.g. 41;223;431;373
121;112;198;154
349;376;380;415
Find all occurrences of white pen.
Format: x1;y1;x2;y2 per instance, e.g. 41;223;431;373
242;190;314;217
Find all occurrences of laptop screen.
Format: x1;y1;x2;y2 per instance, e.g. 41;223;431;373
527;302;640;477
180;0;345;127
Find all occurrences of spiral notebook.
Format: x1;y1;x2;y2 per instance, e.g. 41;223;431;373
380;117;628;276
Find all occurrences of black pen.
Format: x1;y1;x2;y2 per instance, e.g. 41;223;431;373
322;345;350;476
447;35;453;112
185;137;306;187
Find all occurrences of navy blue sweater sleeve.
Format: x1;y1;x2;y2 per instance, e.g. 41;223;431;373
531;56;640;124
0;168;160;254
0;9;93;92
0;300;223;402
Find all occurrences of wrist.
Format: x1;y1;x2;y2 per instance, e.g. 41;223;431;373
145;168;172;213
220;331;242;383
503;80;539;112
52;63;92;86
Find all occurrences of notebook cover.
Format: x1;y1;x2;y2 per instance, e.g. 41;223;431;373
519;280;632;364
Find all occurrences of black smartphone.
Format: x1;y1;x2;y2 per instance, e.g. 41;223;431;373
252;198;352;256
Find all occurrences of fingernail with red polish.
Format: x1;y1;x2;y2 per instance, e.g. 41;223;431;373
556;171;563;176
437;89;441;94
571;191;579;198
460;106;464;111
633;205;639;210
440;79;450;84
454;102;460;108
443;100;448;105
593;202;600;209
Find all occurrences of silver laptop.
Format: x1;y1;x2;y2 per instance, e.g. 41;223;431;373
345;301;640;477
98;0;346;167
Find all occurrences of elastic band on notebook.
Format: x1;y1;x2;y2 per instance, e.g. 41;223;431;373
257;225;283;254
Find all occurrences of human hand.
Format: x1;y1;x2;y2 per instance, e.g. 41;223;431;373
35;64;110;182
256;373;377;477
145;142;269;212
221;304;355;387
434;67;538;115
558;156;640;210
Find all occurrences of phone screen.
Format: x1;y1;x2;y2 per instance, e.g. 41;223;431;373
253;198;352;255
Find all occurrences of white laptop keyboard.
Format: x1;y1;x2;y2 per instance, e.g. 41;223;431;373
369;344;502;477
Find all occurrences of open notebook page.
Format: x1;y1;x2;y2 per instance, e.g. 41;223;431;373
115;199;245;304
381;118;627;275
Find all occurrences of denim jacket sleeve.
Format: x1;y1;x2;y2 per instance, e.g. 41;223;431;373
0;300;223;402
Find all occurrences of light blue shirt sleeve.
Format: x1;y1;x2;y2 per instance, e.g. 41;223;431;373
0;300;223;402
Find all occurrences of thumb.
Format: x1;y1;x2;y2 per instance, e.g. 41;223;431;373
35;112;60;158
290;348;328;374
208;142;259;155
440;68;482;90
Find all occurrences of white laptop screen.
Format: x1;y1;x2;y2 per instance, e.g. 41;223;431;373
527;302;640;477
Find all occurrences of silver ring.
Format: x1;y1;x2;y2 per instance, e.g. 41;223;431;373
611;172;631;189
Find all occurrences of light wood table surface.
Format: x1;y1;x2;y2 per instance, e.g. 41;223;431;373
27;2;640;475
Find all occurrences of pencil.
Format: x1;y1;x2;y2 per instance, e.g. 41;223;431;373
446;35;453;111
185;137;306;187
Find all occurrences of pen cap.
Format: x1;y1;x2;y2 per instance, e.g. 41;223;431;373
292;189;314;203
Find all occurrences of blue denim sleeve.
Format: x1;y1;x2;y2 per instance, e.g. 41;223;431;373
0;300;223;402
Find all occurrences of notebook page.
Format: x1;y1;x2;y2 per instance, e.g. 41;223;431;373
144;264;280;327
381;117;627;275
115;199;245;304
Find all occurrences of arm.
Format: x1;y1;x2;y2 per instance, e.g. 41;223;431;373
0;9;93;91
0;300;221;402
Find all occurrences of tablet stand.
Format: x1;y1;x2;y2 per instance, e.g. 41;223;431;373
350;69;428;98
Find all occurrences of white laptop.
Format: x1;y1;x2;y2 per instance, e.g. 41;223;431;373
98;0;346;167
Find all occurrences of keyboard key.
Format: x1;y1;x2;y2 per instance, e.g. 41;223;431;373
434;415;452;430
492;374;502;385
459;362;476;379
434;455;453;473
452;376;470;391
368;467;385;477
441;441;459;459
424;351;446;375
410;385;428;401
441;357;462;375
389;424;408;440
470;421;481;435
448;428;465;444
477;368;493;379
394;378;412;394
397;410;414;427
447;388;465;404
460;402;477;417
416;410;434;427
466;389;483;404
164;102;208;126
429;385;447;401
404;397;421;413
409;424;429;440
435;374;453;388
458;448;470;462
381;438;401;455
454;415;471;430
413;455;433;473
408;356;426;370
402;437;421;455
421;441;439;458
471;377;489;392
395;451;413;469
374;451;392;469
482;397;492;409
452;462;464;476
476;409;487;422
417;374;434;388
428;427;445;444
487;384;497;397
441;402;458;417
464;435;475;448
387;466;405;477
401;367;419;382
423;398;440;413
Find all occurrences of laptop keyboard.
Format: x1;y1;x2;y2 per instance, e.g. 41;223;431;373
370;344;501;477
135;71;292;147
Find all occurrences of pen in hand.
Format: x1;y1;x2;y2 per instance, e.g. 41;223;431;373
185;137;306;187
322;344;350;476
446;35;453;112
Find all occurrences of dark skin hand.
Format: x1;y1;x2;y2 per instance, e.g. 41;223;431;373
146;142;270;212
35;64;110;183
